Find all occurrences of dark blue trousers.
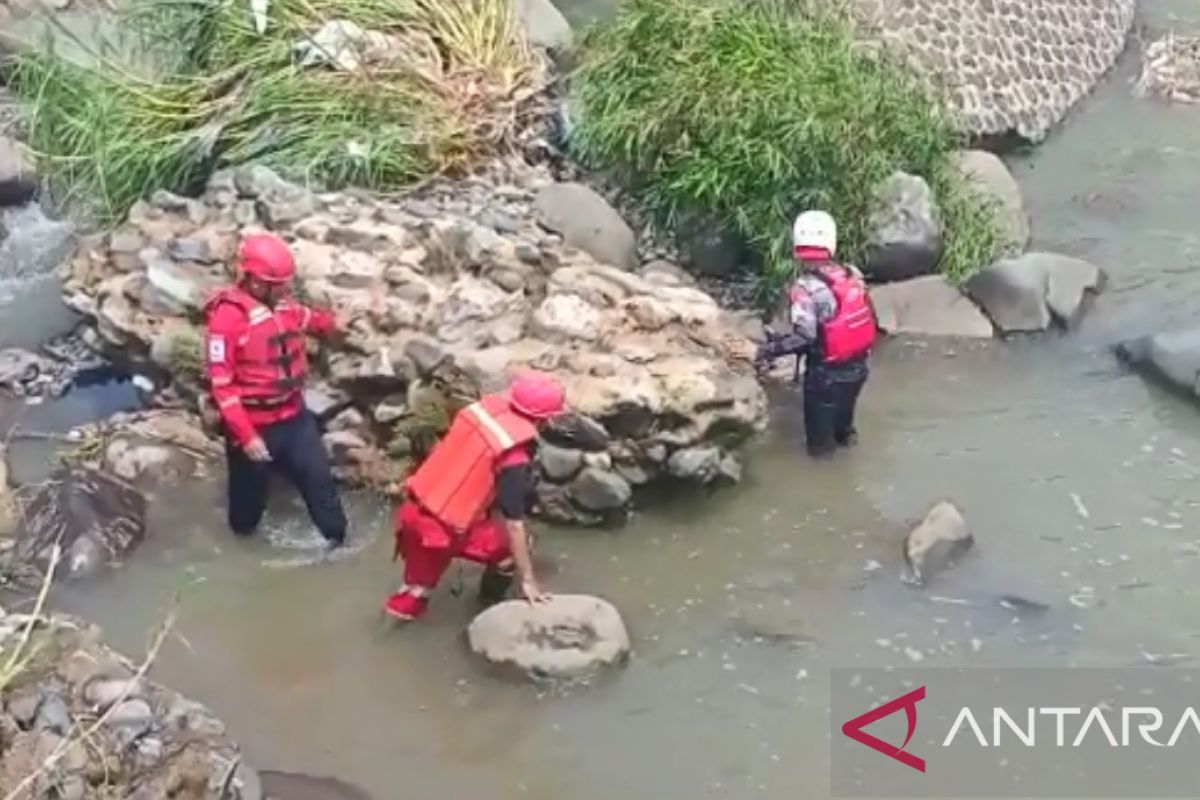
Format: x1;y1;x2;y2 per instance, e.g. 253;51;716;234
225;411;347;544
803;357;869;457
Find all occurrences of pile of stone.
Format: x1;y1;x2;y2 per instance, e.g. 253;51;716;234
0;610;259;800
863;150;1107;339
62;160;768;526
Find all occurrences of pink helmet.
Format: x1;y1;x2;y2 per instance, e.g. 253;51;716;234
238;233;295;284
508;371;565;420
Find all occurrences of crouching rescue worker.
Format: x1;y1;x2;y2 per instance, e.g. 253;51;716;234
384;372;566;621
204;232;349;548
755;210;877;457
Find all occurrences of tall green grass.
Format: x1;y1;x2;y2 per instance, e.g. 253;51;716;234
3;0;547;224
569;0;1004;286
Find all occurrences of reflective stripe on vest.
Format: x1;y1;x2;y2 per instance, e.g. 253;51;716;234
209;287;309;403
405;393;538;532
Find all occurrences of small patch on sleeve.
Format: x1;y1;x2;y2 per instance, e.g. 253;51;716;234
208;336;226;363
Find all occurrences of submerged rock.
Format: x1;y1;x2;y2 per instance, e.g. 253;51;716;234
864;171;944;282
259;770;375;800
966;252;1106;333
1116;328;1200;400
903;500;974;585
467;594;631;681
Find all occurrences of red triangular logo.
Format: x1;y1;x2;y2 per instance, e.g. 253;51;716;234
841;686;926;773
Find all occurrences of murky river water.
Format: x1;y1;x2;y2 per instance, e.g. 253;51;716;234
7;1;1200;797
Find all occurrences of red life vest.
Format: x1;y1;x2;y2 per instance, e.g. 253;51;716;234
814;264;876;364
405;393;538;533
204;287;310;410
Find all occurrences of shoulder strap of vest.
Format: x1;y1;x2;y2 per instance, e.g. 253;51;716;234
465;394;537;455
811;263;847;286
205;285;255;315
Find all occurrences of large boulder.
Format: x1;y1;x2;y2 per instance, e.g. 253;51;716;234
534;182;637;271
870;276;994;338
966;252;1106;333
63;164;768;527
864;171;944;282
0;134;36;207
467;594;631;681
513;0;573;53
952;150;1029;251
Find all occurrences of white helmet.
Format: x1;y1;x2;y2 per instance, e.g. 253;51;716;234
791;210;837;257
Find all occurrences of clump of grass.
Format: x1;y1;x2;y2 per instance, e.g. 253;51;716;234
3;0;549;224
165;329;204;385
570;0;1003;286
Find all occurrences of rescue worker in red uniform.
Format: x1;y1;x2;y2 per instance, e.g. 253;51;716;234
204;233;349;548
384;372;566;621
755;210;877;457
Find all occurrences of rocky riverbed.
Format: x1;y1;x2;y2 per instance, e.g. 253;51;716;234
0;606;259;800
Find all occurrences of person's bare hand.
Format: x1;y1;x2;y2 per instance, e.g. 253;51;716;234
521;577;551;604
244;437;272;462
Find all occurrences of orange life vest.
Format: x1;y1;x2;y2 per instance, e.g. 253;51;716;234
405;393;538;532
813;264;876;364
204;286;309;409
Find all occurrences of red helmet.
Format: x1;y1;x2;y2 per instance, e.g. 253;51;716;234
508;371;565;421
238;233;295;284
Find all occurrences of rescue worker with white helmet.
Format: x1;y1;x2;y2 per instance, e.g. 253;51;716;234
755;210;877;456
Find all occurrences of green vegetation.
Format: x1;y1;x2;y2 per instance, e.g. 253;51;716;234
3;0;547;223
569;0;1004;287
164;329;204;386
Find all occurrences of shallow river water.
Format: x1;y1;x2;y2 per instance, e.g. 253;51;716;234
9;1;1200;797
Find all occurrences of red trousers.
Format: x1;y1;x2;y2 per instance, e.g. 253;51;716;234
393;501;512;595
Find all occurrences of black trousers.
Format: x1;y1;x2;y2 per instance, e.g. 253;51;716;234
803;357;869;457
225;411;348;544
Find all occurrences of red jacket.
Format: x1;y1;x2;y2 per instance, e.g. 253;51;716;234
203;285;336;446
